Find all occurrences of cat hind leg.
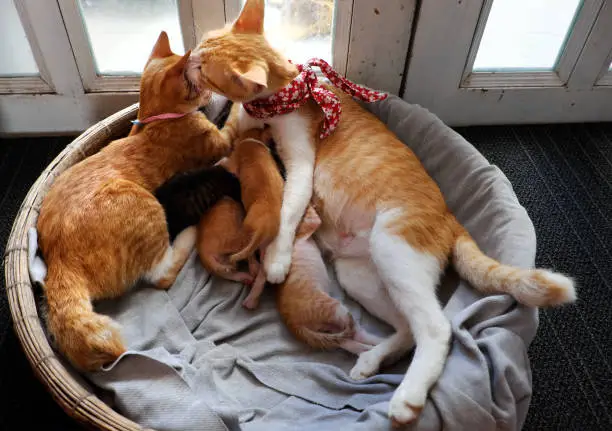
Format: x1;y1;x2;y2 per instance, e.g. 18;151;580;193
369;210;451;427
146;226;197;289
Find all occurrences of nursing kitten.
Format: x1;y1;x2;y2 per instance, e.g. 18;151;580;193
155;165;241;239
277;206;381;354
223;128;281;262
219;128;283;309
196;197;257;285
36;31;239;371
187;1;576;426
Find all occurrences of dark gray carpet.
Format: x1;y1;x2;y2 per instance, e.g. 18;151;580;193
0;124;610;430
0;137;82;431
455;124;612;430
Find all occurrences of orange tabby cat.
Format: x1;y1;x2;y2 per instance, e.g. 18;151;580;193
196;197;257;285
219;127;283;309
187;0;576;425
223;128;281;262
36;31;239;371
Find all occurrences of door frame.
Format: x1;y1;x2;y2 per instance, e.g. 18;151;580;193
402;0;612;126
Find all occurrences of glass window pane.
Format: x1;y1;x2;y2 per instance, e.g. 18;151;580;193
0;0;39;77
78;0;184;75
240;0;334;64
473;0;582;72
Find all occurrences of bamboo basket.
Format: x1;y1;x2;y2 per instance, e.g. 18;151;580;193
4;103;155;431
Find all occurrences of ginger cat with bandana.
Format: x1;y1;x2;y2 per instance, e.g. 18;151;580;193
187;0;576;425
37;32;238;372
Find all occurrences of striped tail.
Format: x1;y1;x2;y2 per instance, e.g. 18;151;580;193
452;223;576;307
229;227;264;263
287;305;360;351
44;269;126;371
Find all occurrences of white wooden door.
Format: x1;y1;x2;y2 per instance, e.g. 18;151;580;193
0;0;415;136
403;0;612;126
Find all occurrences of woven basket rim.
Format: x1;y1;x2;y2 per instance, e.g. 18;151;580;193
4;103;155;431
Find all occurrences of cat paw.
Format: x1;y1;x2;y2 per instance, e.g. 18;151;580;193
265;260;291;284
174;226;197;251
263;241;292;284
349;351;381;380
242;296;260;310
388;389;423;427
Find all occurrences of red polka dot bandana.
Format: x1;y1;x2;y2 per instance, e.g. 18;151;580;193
242;58;388;139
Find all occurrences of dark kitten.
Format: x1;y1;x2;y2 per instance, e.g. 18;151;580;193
268;138;286;180
155;165;241;239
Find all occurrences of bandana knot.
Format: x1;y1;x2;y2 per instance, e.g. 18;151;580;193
243;58;387;139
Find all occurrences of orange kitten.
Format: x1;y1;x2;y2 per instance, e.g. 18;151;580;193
189;1;576;425
219;128;283;309
196;197;257;285
277;206;381;354
36;32;239;371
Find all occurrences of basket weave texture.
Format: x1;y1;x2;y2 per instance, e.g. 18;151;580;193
4;103;155;431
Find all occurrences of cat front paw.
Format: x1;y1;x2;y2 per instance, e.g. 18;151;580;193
388;388;423;427
349;350;381;380
266;260;291;284
264;240;292;284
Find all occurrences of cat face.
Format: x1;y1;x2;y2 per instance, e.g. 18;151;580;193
140;31;211;115
186;0;298;102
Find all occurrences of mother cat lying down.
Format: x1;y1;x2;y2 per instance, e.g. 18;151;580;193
187;0;576;426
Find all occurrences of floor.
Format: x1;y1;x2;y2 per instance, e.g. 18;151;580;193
0;123;611;430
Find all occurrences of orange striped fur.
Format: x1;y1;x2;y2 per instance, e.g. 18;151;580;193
196;197;257;285
222;128;283;264
210;127;284;309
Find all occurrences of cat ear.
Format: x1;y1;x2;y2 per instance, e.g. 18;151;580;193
150;31;173;59
231;64;268;93
169;50;192;75
232;0;265;34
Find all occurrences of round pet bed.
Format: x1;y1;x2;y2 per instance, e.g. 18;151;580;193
5;96;539;431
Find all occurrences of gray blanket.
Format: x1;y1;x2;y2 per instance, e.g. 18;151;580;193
31;96;538;430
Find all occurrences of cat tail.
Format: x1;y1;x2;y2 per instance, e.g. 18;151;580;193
200;253;235;276
451;219;576;307
289;308;357;351
277;279;360;351
229;227;265;263
294;318;379;355
43;268;126;371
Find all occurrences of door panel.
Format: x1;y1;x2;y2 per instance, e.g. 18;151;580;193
403;0;612;126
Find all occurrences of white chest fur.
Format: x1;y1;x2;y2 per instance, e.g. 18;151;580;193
237;104;317;284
